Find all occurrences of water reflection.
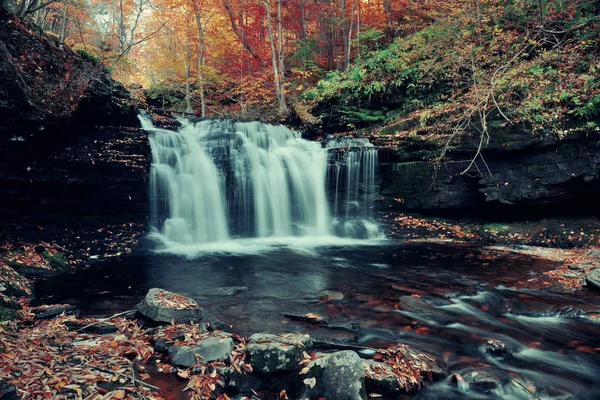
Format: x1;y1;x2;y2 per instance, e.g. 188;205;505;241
35;242;600;399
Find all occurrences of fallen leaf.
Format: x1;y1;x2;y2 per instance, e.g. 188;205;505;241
303;377;317;389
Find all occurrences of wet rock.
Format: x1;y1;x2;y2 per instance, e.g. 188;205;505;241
460;368;505;393
284;313;329;325
207;319;234;333
398;296;437;313
136;288;204;324
152;324;206;354
247;333;313;373
568;264;587;271
0;380;18;400
481;339;513;359
214;286;248;296
153;337;171;354
33;305;77;319
559;272;580;279
63;320;118;335
216;367;266;394
364;360;399;393
300;351;367;400
585;269;600;291
322;290;344;300
464;292;511;316
547;284;576;295
323;351;367;400
398;296;453;325
328;321;361;333
168;333;234;368
421;357;448;381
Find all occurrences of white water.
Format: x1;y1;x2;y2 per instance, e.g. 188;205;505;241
140;115;382;252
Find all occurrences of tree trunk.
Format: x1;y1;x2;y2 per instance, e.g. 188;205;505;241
265;0;286;114
382;0;394;40
191;0;208;117
299;0;306;40
223;0;265;69
58;2;68;50
276;0;285;91
340;0;349;71
184;22;193;115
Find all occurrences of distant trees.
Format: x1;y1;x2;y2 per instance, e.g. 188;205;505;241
3;0;451;117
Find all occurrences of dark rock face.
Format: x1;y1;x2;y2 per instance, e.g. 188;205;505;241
376;128;600;213
0;9;148;223
0;125;149;220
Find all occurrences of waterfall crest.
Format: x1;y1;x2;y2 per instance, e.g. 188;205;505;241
141;115;381;251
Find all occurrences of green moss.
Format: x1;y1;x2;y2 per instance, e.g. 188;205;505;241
391;162;435;193
484;223;511;233
5;260;24;269
0;307;17;322
43;251;68;270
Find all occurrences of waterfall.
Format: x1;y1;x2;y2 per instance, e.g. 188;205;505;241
325;138;379;238
140;115;381;250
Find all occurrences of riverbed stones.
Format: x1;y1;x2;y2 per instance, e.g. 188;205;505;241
459;368;505;393
300;351;367;400
168;333;234;367
136;288;204;324
585;269;600;291
364;360;399;393
246;333;313;373
33;304;78;319
481;339;513;359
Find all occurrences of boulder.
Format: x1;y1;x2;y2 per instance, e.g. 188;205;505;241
458;368;506;393
136;288;203;324
168;333;234;367
247;333;313;373
0;380;18;400
364;360;399;393
585;269;600;291
33;305;78;319
300;351;367;400
63;320;118;335
216;367;266;394
481;339;513;360
323;351;367;400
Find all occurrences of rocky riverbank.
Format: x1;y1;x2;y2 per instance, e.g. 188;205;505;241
0;288;445;400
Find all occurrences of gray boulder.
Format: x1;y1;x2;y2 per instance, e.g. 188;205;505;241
364;360;399;393
136;288;203;324
247;333;312;373
300;351;367;400
168;333;234;367
585;269;600;291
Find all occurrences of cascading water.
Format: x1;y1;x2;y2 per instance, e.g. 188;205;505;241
325;137;379;238
140;115;381;250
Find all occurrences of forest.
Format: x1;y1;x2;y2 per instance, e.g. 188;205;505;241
1;1;600;400
2;0;597;128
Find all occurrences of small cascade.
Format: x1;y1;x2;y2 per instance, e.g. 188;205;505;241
141;115;381;249
325;137;379;238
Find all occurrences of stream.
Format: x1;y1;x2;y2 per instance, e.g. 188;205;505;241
35;240;600;399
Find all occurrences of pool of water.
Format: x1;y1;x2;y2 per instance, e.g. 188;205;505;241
35;241;600;399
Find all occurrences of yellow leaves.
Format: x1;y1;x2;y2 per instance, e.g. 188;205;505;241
113;389;126;399
178;369;190;379
299;366;310;375
303;377;317;389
